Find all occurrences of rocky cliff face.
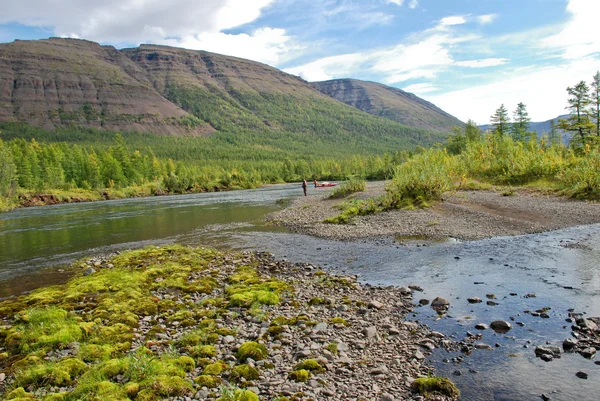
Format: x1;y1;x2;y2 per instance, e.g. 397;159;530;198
312;79;463;133
0;38;212;135
0;38;462;138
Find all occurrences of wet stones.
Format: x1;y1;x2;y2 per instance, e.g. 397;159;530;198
490;320;512;333
431;297;450;313
467;297;482;304
474;323;488;330
535;346;561;362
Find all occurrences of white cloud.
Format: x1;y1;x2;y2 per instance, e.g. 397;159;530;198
477;14;497;24
455;58;509;68
284;53;364;82
541;0;600;59
440;16;467;26
426;58;600;124
0;0;297;65
386;0;404;5
386;0;417;8
403;83;437;94
409;0;419;9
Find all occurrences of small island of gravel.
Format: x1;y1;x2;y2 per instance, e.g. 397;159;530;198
268;182;600;241
0;244;458;401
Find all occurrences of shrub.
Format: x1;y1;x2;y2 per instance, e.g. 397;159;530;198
329;177;366;199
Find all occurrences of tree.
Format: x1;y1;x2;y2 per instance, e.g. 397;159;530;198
558;81;594;146
465;119;483;142
511;102;531;141
591;71;600;136
0;139;17;196
548;120;562;145
490;104;510;136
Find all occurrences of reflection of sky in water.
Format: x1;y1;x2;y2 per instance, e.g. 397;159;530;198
1;184;600;400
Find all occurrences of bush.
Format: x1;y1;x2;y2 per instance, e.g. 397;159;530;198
329;177;366;198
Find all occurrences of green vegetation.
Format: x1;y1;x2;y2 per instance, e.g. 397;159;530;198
411;377;460;399
293;359;326;373
0;244;295;400
329;177;366;198
288;369;311;382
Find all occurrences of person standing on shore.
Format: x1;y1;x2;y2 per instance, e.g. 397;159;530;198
302;178;308;196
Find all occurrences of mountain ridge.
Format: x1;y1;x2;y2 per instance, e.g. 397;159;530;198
312;78;464;132
0;38;459;150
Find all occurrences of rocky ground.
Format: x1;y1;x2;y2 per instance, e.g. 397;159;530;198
0;245;460;401
268;182;600;241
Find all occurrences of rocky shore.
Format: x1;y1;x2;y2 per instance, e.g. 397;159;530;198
0;245;459;401
268;182;600;241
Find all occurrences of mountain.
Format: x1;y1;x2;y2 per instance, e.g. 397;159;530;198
312;79;464;132
0;38;453;152
0;38;212;136
480;115;570;136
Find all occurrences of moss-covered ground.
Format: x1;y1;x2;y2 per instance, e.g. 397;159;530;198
0;245;291;400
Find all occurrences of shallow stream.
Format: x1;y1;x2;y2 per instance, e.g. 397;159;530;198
1;184;598;400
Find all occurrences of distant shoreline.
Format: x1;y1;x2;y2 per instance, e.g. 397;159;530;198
267;181;600;241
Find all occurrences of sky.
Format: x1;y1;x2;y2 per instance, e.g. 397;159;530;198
0;0;598;124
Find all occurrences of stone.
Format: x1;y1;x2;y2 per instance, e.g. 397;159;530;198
563;338;578;350
380;393;395;401
490;320;512;333
408;284;423;292
580;347;596;359
535;346;561;358
474;343;492;350
575;371;588;379
369;300;384;310
314;322;328;332
418;298;429;305
83;267;96;276
431;297;449;307
413;350;425;360
398;287;412;295
363;326;378;340
576;318;598;331
475;323;488;330
467;297;482;304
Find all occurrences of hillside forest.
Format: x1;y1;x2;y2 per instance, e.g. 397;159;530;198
1;72;600;212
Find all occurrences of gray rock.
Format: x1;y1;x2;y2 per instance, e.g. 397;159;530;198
83;267;96;276
418;298;429;305
475;323;488;330
363;326;378;340
413;350;425;360
490;320;512;333
576;371;588;379
314;322;328;332
580;347;596;359
467;297;482;304
474;343;492;350
577;318;598;331
431;297;450;307
398;287;412;295
369;300;384;309
535;346;561;358
380;393;395;401
563;337;578;350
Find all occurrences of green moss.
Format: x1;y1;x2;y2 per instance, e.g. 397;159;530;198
124;382;140;398
411;377;460;399
230;364;260;381
237;341;268;361
330;317;350;326
216;389;259;401
43;393;66;401
187;344;217;358
267;325;286;336
294;359;325;373
325;342;338;354
8;306;83;352
152;375;193;397
79;343;115;362
6;387;35;400
203;362;225;375
288;369;311;382
135;389;158;401
308;297;326;305
99;358;129;378
194;374;222;388
174;355;196;372
14;358;85;388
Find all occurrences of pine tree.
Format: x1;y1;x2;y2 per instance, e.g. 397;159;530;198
511;102;531;142
549;120;562;145
591;71;600;136
491;104;510;136
558;81;594;146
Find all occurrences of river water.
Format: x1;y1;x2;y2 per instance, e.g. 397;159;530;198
1;184;598;400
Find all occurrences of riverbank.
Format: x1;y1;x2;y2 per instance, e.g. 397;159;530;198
268;182;600;241
0;244;458;401
0;182;262;213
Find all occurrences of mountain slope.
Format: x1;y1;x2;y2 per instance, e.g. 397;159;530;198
0;38;452;152
0;38;211;135
312;79;464;133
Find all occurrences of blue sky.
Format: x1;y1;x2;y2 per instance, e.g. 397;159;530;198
1;0;598;124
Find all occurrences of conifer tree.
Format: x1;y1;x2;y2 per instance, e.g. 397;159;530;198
511;102;531;141
558;81;594;145
491;104;510;136
591;71;600;136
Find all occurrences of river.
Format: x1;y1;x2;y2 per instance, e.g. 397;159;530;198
1;184;598;401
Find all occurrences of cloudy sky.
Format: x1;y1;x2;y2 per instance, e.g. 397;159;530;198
1;0;598;124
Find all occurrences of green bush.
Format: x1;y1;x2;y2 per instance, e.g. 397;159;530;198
329;177;366;198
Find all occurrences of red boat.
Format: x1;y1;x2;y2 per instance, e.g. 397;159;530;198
315;182;337;187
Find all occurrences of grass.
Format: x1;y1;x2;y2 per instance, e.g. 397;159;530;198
329;177;366;199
